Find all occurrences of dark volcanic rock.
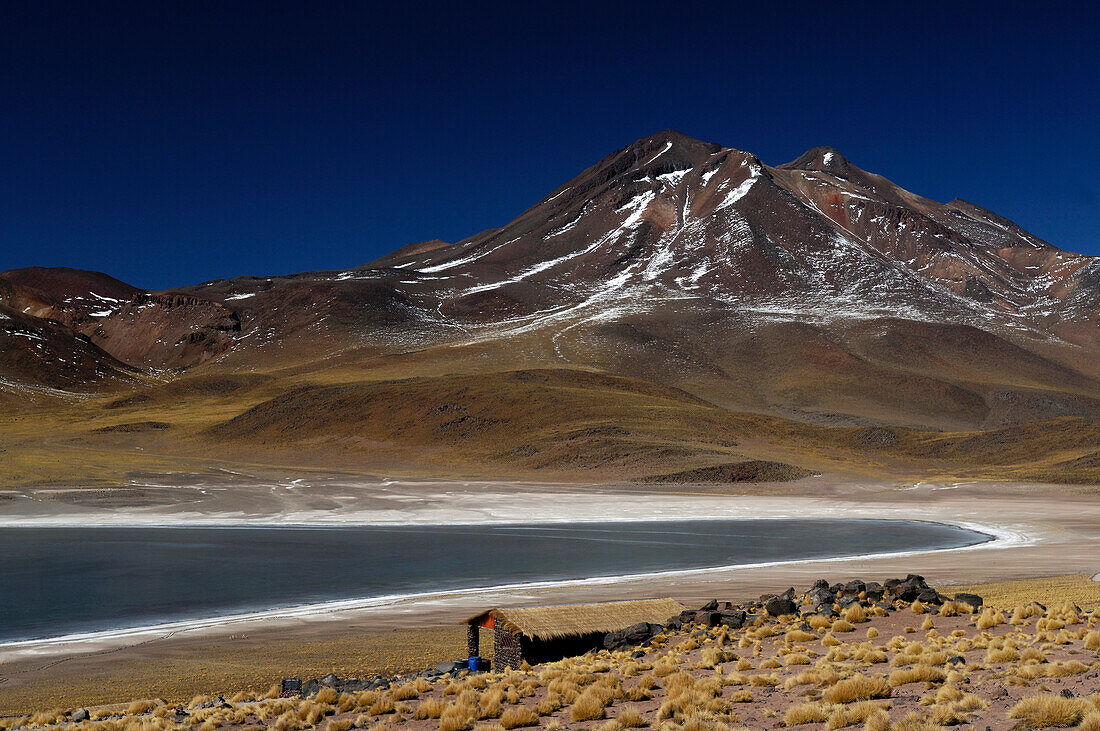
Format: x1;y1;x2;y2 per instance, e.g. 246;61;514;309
604;621;663;650
765;596;798;617
954;592;984;610
718;610;747;629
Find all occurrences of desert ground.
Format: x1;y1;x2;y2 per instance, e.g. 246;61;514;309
1;477;1097;716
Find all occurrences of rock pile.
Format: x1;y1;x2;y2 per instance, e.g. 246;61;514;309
605;574;982;652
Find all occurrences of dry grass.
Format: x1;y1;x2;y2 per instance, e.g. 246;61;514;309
1008;694;1094;727
844;604;868;624
888;665;946;687
0;626;470;715
498;706;539;729
951;575;1100;610
11;576;1100;731
822;675;891;704
784;702;830;726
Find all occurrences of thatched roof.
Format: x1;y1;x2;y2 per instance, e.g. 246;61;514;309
466;598;685;641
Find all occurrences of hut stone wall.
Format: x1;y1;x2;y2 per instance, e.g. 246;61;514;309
493;625;523;671
466;625;479;657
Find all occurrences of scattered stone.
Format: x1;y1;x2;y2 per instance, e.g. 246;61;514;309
765;596;797;617
954;592;983;610
718;610;747;629
604;621;663;650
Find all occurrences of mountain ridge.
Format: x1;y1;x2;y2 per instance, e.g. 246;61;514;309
2;130;1099;484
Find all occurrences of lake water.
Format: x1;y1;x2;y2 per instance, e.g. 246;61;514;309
0;519;988;642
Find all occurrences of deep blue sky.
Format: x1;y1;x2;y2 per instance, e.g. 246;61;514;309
1;1;1097;289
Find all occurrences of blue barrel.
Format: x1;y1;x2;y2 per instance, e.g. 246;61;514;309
468;656;481;671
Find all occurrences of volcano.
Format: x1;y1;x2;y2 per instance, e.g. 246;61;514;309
3;131;1099;483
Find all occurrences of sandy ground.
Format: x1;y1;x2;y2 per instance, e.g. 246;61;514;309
0;477;1097;705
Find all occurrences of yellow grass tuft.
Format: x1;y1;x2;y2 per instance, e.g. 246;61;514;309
985;646;1020;664
889;665;946;686
615;706;648;728
783;702;830;726
822;674;891;704
498;707;539;729
440;699;479;731
569;687;609;722
786;629;818;643
126;700;159;715
861;709;891;731
826;700;890;729
414;698;446;720
314;687;340;704
832;620;856;633
326;719;354;731
391;683;420;701
1008;694;1092;727
844;604;868;624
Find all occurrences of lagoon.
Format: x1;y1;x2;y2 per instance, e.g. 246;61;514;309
0;519;988;642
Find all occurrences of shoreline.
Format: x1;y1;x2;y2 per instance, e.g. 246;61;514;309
0;478;1095;677
0;518;1003;651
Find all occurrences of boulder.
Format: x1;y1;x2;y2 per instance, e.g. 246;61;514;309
664;617;683;631
281;678;302;696
321;674;339;686
718;610;747;629
698;599;719;612
843;580;866;596
604;621;662;650
72;710;89;723
811;579;830;590
917;590;944;605
435;661;461;674
765;596;798;617
954;593;983;611
695;611;723;627
890;574;931;602
864;583;885;602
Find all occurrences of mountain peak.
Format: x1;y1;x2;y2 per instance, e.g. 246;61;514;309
781;146;851;176
627;130;723;160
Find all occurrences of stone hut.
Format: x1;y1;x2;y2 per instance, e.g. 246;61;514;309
465;598;685;671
